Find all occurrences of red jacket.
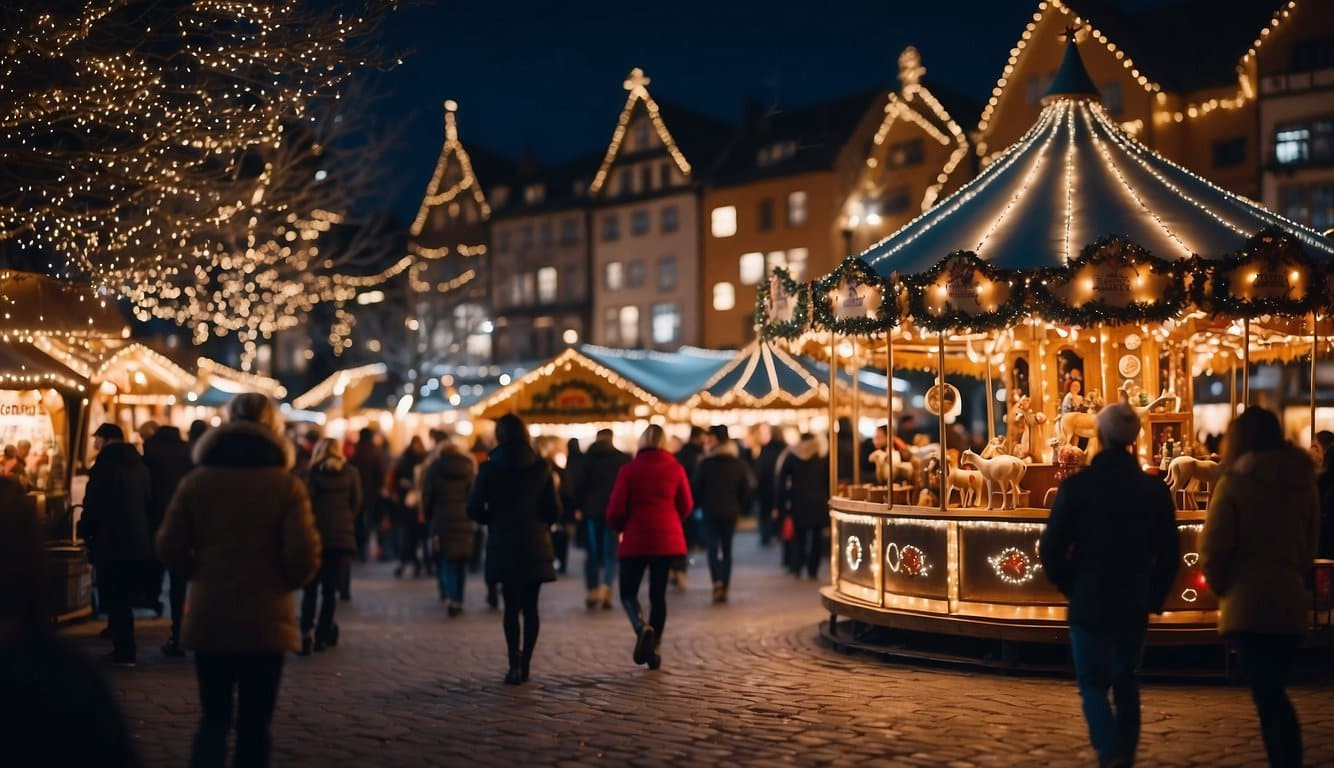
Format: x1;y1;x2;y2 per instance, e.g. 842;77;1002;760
606;448;693;558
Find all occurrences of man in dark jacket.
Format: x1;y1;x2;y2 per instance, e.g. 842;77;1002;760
79;423;152;666
574;429;631;609
749;424;787;548
421;437;476;615
1039;404;1178;768
140;424;194;657
347;428;388;580
691;426;755;603
669;426;707;587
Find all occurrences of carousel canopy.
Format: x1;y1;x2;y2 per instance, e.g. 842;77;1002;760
860;37;1334;277
0;270;129;339
690;340;894;410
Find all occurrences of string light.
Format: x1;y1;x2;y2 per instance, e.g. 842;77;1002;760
588;68;692;196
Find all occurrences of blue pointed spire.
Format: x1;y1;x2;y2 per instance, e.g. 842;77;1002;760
1043;27;1100;104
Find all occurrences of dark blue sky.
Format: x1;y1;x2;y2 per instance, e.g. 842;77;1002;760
363;0;1167;222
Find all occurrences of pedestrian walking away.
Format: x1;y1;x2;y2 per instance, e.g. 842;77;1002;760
1202;407;1319;768
750;423;787;548
573;428;631;609
300;438;362;655
79;422;153;667
670;426;706;588
156;393;321;768
606;424;693;671
348;427;388;576
420;433;477;616
1039;404;1179;768
467;413;560;685
777;433;830;580
141;423;194;658
691;425;755;603
390;436;428;578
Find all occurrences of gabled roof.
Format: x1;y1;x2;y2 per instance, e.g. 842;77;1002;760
711;89;885;186
408;101;514;240
578;344;735;403
588;68;732;196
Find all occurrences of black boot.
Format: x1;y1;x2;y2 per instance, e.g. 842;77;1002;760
520;650;532;683
504;649;523;685
299;634;312;657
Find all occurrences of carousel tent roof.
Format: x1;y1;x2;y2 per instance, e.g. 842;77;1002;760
690;341;894;409
861;37;1334;277
0;270;129;339
578;345;736;404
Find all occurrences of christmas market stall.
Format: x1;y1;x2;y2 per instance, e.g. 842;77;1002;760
288;363;388;438
758;37;1334;645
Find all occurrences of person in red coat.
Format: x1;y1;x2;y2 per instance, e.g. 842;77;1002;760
606;424;693;671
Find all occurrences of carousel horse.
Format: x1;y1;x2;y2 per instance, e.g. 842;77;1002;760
960;450;1027;510
945;452;984;508
1166;456;1221;509
868;449;914;485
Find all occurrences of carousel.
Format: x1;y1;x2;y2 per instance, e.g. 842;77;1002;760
758;37;1334;644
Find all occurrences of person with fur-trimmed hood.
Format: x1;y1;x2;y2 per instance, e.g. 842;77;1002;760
690;425;755;603
156;393;320;768
777;433;830;579
299;438;361;654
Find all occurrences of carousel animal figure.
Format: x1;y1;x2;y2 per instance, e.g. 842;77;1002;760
1009;394;1047;461
1166;456;1221;509
868;449;914;485
960;449;1028;510
1118;380;1178;418
979;435;1008;459
944;452;984;508
1057;411;1100;455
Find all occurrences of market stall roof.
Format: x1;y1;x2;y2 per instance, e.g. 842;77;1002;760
195;358;287;400
290;363;388;415
35;338;197;400
0;270;129;339
688;340;895;410
0;341;86;392
859;37;1334;278
472;345;733;424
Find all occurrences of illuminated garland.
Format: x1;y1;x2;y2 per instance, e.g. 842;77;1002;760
755;267;810;341
1195;227;1326;319
904;251;1028;333
812;256;896;335
1031;235;1188;326
988;546;1042;586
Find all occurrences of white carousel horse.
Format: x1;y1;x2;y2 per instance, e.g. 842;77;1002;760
1166;456;1221;509
944;452;984;508
961;450;1028;510
868;449;914;485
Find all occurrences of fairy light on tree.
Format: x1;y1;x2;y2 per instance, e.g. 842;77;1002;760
0;1;396;358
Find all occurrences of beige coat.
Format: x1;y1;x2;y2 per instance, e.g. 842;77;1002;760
1202;445;1320;636
156;421;320;653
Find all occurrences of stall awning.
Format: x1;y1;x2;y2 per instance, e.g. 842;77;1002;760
0;270;129;339
290;364;388;416
0;342;87;393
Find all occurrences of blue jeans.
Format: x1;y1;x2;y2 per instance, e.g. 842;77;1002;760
704;518;736;588
1069;625;1146;763
584;518;618;590
438;557;468;603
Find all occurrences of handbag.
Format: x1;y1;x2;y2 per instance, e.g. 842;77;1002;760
781;516;795;542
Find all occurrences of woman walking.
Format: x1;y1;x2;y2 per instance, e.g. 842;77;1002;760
1202;407;1319;768
467;414;560;684
606;425;693;670
300;438;361;654
391;436;428;578
157;393;320;768
777;433;830;579
420;434;476;616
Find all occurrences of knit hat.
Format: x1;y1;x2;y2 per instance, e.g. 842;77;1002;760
1095;403;1140;447
91;423;124;441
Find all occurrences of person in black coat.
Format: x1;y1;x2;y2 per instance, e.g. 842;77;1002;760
300;439;361;654
79;423;153;666
421;438;476;616
1039;404;1179;768
1318;432;1334;559
574;429;631;609
348;428;387;566
669;426;707;587
141;424;194;657
751;424;787;547
691;426;755;603
390;436;428;578
777;433;830;579
467;414;560;685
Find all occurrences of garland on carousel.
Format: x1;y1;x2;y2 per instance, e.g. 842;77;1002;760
1030;235;1189;327
755;267;810;341
1191;226;1327;319
902;250;1028;333
812;255;896;335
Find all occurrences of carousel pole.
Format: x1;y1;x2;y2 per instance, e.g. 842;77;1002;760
938;331;947;512
984;333;995;443
1243;317;1251;408
1229;355;1238;417
828;332;838;497
1312;311;1319;447
886;330;895;511
851;338;861;486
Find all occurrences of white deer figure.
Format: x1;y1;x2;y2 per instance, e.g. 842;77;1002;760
1166;456;1221;509
945;452;984;508
961;450;1028;510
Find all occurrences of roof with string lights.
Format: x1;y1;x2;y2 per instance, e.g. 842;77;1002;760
860;33;1334;278
690;340;893;410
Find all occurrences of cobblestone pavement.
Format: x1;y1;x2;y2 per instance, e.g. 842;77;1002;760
65;531;1334;767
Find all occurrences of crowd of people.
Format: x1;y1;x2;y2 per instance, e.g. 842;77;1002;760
2;394;1330;766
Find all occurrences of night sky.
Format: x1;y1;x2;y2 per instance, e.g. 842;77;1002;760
365;0;1171;223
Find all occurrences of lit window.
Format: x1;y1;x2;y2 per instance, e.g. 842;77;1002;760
537;267;558;304
739;252;765;285
652;303;681;345
1275;124;1311;165
713;282;736;311
620;306;640;346
786;248;809;280
787;191;808;226
524;184;546;204
711;206;737;238
631;209;650;236
605;261;624;291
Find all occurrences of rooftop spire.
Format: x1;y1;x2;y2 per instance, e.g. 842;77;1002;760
1042;26;1100;104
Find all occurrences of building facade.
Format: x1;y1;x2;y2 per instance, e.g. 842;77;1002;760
1257;1;1334;233
588;68;730;350
488;156;597;363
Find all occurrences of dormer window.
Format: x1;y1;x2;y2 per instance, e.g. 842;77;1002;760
491;185;510;208
524;183;546;204
756;140;798;167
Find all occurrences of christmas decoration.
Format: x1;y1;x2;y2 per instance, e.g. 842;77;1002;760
845;535;864;572
885;542;929;578
756;268;810;341
813;256;895;335
988;546;1043;585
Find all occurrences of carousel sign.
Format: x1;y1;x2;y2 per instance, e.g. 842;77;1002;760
759;267;809;341
907;251;1023;331
1036;236;1184;325
814;256;894;335
1206;227;1321;317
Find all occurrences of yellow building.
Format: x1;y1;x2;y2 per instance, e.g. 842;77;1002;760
971;0;1301;201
